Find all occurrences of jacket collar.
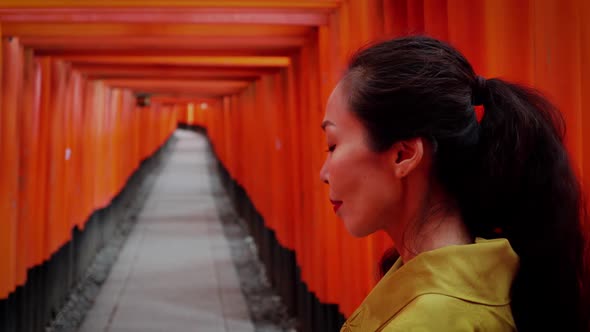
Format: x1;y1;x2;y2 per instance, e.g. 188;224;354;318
342;238;519;332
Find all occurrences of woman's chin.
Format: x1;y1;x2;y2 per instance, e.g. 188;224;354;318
344;220;374;238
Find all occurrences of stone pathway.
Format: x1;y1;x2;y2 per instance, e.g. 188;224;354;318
79;130;254;332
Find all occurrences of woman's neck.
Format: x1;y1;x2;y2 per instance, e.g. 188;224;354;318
386;179;474;263
393;212;474;263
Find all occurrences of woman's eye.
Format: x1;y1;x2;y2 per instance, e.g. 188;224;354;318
326;145;336;153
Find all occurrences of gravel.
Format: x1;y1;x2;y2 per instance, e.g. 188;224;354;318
207;149;299;332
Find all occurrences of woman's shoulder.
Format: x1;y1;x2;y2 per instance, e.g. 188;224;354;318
381;293;516;332
340;239;518;331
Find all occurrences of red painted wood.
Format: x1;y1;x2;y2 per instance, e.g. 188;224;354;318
0;8;328;26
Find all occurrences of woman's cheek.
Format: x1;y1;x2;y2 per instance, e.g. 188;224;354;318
331;153;350;188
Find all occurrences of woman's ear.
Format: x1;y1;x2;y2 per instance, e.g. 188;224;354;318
390;137;425;178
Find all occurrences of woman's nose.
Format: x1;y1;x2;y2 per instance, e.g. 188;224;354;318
319;160;329;184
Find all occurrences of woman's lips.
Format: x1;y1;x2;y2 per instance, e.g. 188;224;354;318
330;200;343;213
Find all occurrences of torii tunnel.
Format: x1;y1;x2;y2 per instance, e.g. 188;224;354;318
1;1;589;331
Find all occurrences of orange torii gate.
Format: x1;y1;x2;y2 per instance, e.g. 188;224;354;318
1;1;589;331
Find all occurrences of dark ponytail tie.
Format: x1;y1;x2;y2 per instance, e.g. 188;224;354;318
472;76;487;106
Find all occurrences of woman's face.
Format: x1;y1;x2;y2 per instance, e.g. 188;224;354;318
320;82;403;237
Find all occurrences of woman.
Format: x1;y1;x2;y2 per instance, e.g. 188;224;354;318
320;36;589;331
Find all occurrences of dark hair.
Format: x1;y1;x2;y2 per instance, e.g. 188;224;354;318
345;36;590;332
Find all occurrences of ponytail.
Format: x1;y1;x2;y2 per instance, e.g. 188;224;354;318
460;78;590;332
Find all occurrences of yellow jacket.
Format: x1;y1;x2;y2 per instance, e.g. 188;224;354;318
341;238;519;331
